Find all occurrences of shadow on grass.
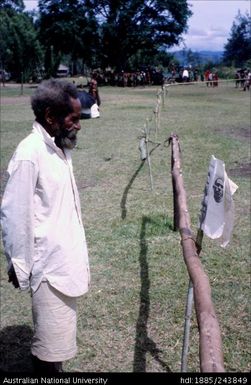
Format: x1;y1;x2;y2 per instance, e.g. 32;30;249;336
120;145;162;220
133;216;172;372
120;160;145;220
0;325;33;372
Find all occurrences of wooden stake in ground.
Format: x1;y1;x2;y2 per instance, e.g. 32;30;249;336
139;137;147;161
169;133;225;372
162;87;165;109
154;92;161;140
144;119;154;191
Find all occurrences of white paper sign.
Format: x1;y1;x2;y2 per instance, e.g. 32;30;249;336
199;155;238;247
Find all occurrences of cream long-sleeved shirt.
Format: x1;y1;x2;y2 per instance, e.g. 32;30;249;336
1;122;90;296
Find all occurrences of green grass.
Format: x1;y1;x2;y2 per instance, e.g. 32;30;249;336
0;82;250;373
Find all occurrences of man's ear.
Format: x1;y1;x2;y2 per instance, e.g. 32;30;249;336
45;107;56;125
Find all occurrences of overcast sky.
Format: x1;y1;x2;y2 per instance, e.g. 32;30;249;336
24;0;250;52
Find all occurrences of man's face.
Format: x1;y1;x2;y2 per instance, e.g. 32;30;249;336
55;97;81;149
213;178;224;203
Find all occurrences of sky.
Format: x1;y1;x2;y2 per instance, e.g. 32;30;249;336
23;0;250;52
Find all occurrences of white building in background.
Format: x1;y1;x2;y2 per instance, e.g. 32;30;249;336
57;64;70;77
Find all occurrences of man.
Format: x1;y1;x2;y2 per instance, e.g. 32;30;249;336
88;77;101;107
243;69;251;91
1;79;90;373
78;87;100;120
78;78;101;119
213;177;224;203
182;68;189;82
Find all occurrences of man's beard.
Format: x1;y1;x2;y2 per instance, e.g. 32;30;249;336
55;128;78;150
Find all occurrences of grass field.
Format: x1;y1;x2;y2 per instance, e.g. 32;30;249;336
0;82;250;373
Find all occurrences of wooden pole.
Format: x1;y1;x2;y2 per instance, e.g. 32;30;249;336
170;133;225;372
139;137;147;161
154;92;161;140
181;228;204;371
162;88;165;108
181;279;194;372
144;120;154;191
154;104;158;138
170;133;179;231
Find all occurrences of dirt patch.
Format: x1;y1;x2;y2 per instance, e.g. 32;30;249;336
231;127;250;139
228;162;251;177
214;126;250;141
218;125;251;178
1;96;30;105
76;178;97;189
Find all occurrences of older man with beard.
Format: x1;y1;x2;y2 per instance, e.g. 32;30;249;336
1;79;90;373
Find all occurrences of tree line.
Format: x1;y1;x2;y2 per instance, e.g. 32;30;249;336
0;0;250;82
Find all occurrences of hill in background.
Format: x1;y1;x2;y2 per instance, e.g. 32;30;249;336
171;50;223;66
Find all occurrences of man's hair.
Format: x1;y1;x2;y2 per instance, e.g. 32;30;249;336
31;79;79;123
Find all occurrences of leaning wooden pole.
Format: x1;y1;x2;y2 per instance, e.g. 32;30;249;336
181;279;194;372
169;133;225;372
181;228;204;372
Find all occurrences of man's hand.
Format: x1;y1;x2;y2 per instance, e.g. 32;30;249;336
8;265;20;288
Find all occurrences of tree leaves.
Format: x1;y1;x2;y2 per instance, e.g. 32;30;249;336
223;11;251;67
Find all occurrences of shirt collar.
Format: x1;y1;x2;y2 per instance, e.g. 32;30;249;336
32;121;67;160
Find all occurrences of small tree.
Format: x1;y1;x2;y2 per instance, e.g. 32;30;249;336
223;11;251;68
0;7;43;81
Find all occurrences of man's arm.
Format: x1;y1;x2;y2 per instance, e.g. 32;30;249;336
8;264;20;288
1;160;38;290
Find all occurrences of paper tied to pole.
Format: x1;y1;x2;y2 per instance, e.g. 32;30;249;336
199;155;238;247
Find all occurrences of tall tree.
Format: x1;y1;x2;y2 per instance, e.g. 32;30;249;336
37;0;192;72
38;0;100;76
0;6;43;81
223;11;251;67
0;0;25;13
90;0;192;70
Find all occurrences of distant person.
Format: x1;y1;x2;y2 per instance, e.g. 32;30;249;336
88;76;101;107
235;71;240;88
243;70;251;91
239;69;245;88
182;68;189;82
1;79;90;373
78;77;101;119
213;72;219;87
78;87;99;119
204;69;210;86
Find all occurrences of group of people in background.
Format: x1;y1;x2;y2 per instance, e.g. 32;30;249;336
235;68;251;91
204;69;219;87
170;67;218;85
180;67;219;86
75;75;101;119
170;66;251;89
88;68;165;87
158;66;250;90
169;67;200;83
